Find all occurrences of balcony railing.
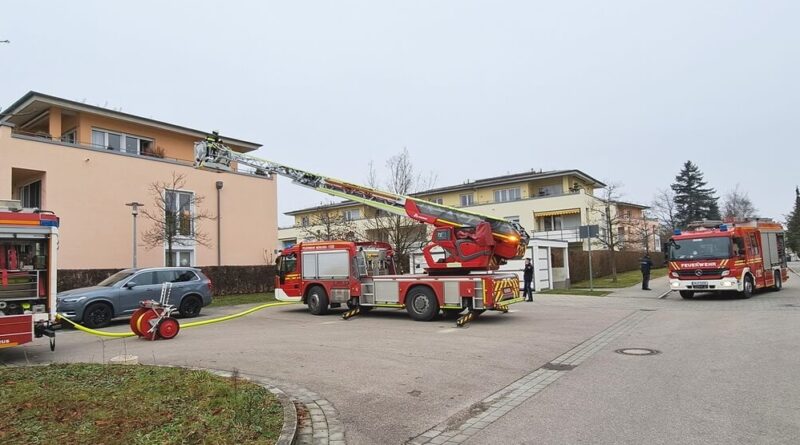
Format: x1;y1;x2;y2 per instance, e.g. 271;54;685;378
532;228;582;242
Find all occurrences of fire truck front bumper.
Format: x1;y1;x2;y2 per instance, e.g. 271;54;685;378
670;277;741;292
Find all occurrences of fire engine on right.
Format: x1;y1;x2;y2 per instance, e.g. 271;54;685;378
667;219;789;299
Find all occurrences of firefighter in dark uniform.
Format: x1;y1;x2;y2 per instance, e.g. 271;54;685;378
523;258;534;301
640;254;653;290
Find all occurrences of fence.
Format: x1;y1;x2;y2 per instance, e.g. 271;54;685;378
57;265;276;296
567;250;666;283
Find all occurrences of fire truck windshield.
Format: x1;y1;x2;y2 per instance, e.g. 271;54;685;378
669;237;732;260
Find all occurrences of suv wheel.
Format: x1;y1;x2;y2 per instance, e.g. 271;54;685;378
179;295;203;318
83;303;113;329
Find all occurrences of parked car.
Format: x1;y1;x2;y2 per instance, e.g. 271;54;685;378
57;267;213;328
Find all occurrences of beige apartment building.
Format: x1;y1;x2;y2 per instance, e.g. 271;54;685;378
1;91;277;269
278;169;660;251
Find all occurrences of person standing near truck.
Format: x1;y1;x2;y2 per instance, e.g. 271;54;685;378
640;254;653;290
523;258;534;301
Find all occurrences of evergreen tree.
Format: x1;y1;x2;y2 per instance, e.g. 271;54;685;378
671;161;720;228
787;187;800;255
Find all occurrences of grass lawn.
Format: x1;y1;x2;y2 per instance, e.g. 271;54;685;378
0;364;283;444
537;289;612;297
570;267;668;289
210;292;276;307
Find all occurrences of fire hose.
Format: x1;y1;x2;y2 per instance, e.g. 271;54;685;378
56;301;298;339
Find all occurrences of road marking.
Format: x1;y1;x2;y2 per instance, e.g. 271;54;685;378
437;328;459;334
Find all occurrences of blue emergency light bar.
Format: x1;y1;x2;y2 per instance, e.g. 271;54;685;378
673;229;681;235
719;224;728;232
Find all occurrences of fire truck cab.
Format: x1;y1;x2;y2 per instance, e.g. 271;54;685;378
667;219;789;299
0;200;59;349
275;241;520;321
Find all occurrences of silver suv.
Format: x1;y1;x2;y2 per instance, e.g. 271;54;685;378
57;267;213;328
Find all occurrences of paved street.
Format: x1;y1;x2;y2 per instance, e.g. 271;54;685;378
3;269;800;444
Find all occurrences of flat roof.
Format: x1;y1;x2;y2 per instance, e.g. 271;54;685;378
0;91;261;152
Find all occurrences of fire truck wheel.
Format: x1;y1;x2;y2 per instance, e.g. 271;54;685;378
406;287;439;321
740;276;754;299
307;286;330;315
679;291;694;299
82;303;113;329
178;295;203;318
773;271;782;291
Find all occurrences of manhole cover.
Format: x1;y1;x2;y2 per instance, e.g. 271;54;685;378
639;309;657;312
614;348;660;356
781;304;799;308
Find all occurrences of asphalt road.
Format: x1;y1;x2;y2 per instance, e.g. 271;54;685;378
3;272;800;444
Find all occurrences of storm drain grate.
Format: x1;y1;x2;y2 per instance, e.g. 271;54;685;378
542;362;576;371
614;348;660;356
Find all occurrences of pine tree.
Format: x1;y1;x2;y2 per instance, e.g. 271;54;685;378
787;186;800;255
671;161;721;228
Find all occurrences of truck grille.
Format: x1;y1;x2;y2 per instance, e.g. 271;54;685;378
676;269;725;278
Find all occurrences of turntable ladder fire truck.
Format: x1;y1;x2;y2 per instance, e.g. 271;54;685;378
667;219;789;299
0;200;59;350
194;140;530;325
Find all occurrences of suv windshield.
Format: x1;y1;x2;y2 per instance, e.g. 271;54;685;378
97;271;135;287
669;237;731;260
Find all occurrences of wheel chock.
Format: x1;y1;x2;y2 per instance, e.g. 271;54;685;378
342;307;361;320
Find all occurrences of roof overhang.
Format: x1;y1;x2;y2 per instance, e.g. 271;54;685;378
0;91;261;153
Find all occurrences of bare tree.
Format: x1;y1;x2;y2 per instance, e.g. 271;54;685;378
141;173;213;266
590;183;626;282
299;200;359;241
652;188;678;233
626;210;657;254
722;184;757;220
362;148;436;273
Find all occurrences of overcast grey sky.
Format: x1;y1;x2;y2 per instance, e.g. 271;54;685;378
2;1;798;227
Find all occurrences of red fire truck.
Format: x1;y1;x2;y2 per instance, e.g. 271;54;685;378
195;140;527;325
667;219;789;299
0;200;59;349
275;241;520;322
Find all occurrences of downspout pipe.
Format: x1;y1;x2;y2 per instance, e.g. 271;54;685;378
216;181;223;266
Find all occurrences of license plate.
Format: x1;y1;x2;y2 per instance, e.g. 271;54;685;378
691;281;708;289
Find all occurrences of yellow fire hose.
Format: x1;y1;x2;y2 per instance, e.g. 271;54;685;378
56;301;298;339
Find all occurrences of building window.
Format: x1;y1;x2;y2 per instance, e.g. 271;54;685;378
165;250;193;267
430;197;443;204
91;128;153;154
538;184;563;197
460;194;474;207
61;129;76;144
344;209;360;221
540;215;562;231
494;188;521;203
166;190;194;237
300;216;309;227
505;216;520;224
19;181;41;208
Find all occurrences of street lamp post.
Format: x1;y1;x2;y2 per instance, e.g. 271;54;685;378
125;202;144;268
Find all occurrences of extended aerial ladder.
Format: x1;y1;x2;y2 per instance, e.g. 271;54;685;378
194;139;530;273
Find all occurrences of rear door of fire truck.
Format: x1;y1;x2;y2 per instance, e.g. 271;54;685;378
0;220;58;349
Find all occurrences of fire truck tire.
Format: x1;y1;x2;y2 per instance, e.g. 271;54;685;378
773;271;782;291
307;286;330;315
405;287;439;321
179;295;203;318
83;303;113;329
679;291;694;299
740;275;754;299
